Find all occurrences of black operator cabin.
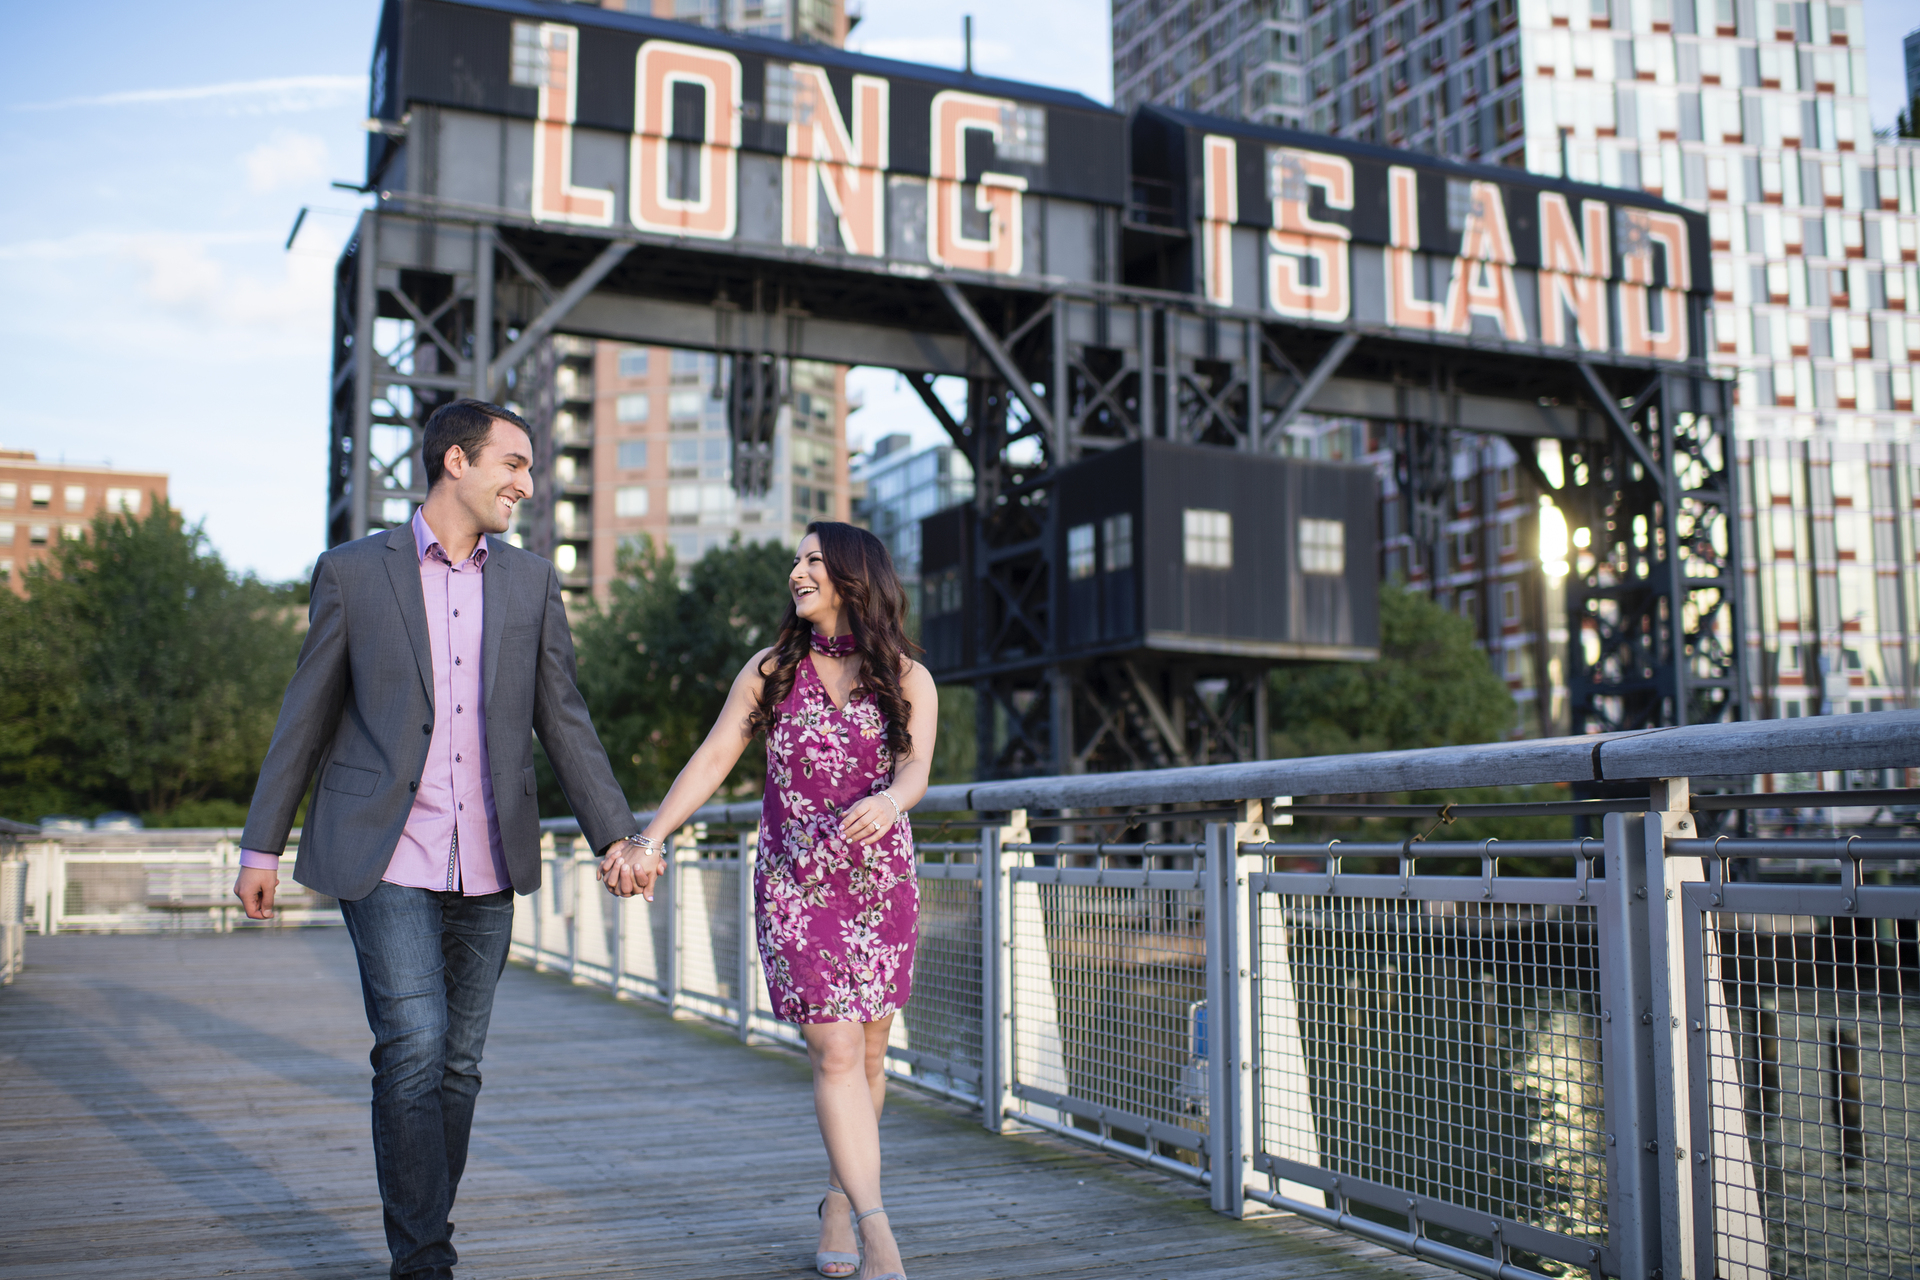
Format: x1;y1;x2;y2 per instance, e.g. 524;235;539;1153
919;441;1379;679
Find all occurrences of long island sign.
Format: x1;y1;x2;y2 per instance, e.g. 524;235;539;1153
368;0;1710;362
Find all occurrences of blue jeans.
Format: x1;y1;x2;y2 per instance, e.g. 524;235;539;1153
339;882;515;1280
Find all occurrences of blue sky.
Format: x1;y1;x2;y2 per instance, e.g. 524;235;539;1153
0;1;1911;581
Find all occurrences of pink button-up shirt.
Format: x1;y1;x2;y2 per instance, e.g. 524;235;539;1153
241;510;509;894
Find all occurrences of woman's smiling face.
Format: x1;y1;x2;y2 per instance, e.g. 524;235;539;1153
790;533;843;629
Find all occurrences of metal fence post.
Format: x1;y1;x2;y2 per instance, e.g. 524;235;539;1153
1647;779;1703;1280
1600;810;1663;1279
1206;820;1255;1217
982;813;1021;1134
738;824;758;1041
664;832;682;1018
568;839;584;981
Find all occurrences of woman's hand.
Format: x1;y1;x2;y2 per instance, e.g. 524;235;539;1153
597;839;668;901
838;792;902;846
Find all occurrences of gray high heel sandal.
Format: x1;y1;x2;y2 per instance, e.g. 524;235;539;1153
815;1184;858;1278
852;1205;905;1280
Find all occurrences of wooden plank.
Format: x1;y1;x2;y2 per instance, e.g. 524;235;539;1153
0;931;1451;1279
1593;709;1920;781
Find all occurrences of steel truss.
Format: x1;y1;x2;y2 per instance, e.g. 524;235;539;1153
329;203;1742;777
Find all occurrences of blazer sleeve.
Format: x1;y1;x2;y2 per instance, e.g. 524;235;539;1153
239;556;351;854
528;559;636;852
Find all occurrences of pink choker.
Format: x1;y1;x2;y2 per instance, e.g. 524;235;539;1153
809;631;857;658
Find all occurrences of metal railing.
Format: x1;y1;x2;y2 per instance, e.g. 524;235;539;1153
6;712;1916;1277
524;711;1920;1280
6;830;340;935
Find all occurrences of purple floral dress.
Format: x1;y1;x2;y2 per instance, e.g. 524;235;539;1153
756;654;918;1023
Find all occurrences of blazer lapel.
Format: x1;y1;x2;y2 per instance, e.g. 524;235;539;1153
383;527;434;706
482;534;508;711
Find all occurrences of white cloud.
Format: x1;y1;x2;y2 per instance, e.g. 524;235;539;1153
243;130;330;193
14;74;364;116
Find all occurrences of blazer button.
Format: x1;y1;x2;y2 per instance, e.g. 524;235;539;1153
409;781;419;791
422;723;431;735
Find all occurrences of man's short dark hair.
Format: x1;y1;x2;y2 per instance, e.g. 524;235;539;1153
421;399;534;488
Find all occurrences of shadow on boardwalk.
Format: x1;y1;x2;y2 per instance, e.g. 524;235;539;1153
0;931;1450;1280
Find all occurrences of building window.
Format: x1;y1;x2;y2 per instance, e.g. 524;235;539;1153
1102;513;1133;572
616;393;650;423
0;523;13;544
615;486;649;517
64;485;86;511
670;349;707;381
554;543;578;574
105;488;141;514
1299;517;1345;574
1067;523;1096;579
617;441;648;470
509;22;550;88
30;484;52;509
0;559;10;582
28;525;49;545
668;390;705;420
997;104;1048;163
62;524;84;540
1502;583;1520;624
1499;519;1518;555
1183;509;1232;569
617;348;650;379
0;482;13;509
669;440;700;477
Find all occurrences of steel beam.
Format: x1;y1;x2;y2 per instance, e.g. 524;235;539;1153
487;238;635;394
938;281;1055;439
1264;331;1359;446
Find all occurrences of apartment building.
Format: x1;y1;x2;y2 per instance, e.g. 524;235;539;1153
1116;0;1920;742
0;450;169;595
851;432;976;616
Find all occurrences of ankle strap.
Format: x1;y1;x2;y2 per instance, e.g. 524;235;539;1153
853;1205;888;1225
826;1183;847;1196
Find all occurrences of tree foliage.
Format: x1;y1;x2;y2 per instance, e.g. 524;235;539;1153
1268;581;1517;757
0;503;301;825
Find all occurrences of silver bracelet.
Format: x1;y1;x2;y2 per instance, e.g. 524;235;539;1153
877;791;901;821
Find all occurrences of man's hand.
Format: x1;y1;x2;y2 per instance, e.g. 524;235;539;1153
596;840;666;902
234;866;279;920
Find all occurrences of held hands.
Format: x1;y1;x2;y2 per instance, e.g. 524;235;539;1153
839;790;902;846
597;838;668;901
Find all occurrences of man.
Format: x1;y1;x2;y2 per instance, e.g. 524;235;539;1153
234;398;665;1280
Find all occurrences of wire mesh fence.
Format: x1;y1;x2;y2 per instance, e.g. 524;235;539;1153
889;845;985;1101
1696;891;1920;1280
1006;847;1210;1166
1252;888;1607;1272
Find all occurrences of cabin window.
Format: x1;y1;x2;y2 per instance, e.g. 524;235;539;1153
1184;509;1233;569
1300;517;1345;574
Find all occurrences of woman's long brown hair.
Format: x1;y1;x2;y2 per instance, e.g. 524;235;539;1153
748;521;920;761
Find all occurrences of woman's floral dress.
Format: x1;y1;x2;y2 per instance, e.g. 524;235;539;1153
756;654;918;1024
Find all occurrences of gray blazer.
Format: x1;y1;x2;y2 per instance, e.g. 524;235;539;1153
240;526;634;900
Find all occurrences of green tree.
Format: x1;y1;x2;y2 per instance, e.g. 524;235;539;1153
0;502;300;824
565;535;792;815
1269;581;1516;757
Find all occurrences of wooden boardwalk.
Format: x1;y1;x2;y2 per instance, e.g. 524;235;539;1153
0;931;1451;1280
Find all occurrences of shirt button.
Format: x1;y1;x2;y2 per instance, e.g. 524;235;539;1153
453;609;459;617
456;705;463;714
459;802;465;811
455;657;462;666
456;753;462;763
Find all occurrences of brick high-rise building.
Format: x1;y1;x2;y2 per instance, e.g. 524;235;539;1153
0;450;169;596
1115;0;1920;750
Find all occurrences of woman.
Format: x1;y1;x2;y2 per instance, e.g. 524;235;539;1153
599;521;936;1280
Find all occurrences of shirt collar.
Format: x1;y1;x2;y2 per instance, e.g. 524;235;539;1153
411;508;488;569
